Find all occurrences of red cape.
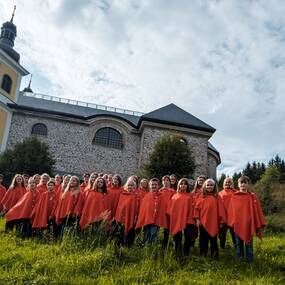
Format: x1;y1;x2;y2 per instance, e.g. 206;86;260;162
168;192;195;235
0;185;6;212
80;182;88;192
1;186;26;211
136;191;168;229
227;192;265;244
108;186;123;219
80;191;111;229
36;184;48;195
6;190;40;222
55;190;84;224
194;194;226;237
32;191;58;228
115;191;140;234
134;187;148;198
218;188;237;214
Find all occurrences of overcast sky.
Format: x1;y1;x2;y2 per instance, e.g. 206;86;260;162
1;0;285;177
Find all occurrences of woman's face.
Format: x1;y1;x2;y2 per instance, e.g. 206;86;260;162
112;176;119;186
90;174;97;183
55;175;62;184
16;175;23;185
64;176;71;184
34;175;41;184
170;176;176;185
179;181;188;192
140;179;148;189
127;180;136;192
28;179;36;190
205;181;215;192
162;178;170;188
47;183;55;192
198;177;206;187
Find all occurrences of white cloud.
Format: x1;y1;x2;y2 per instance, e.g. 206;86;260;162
1;0;285;176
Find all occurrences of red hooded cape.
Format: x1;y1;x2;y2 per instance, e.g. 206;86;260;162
1;186;26;211
194;194;227;237
108;186;123;219
227;191;265;244
55;190;84;225
168;192;195;235
36;184;48;195
115;191;140;234
134;187;148;199
32;191;58;228
80;191;111;229
136;191;168;229
0;185;6;212
80;182;88;192
218;188;237;214
6;190;40;222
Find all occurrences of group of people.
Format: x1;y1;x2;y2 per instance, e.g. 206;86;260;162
0;172;265;262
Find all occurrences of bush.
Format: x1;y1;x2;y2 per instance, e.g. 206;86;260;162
140;132;195;179
0;137;55;186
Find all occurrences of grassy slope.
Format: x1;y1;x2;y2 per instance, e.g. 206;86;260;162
0;218;284;285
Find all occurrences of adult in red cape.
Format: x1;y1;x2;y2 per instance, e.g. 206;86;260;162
194;179;226;259
32;179;59;236
56;175;71;198
136;178;166;244
159;175;175;248
227;175;265;262
55;176;84;234
114;177;141;246
6;177;40;237
191;175;206;246
36;173;50;194
80;173;90;192
107;174;123;220
54;174;63;194
1;174;26;231
80;177;111;230
218;177;237;248
135;178;149;200
0;174;6;212
82;172;97;196
168;178;195;255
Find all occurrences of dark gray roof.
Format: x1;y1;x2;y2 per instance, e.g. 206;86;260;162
208;142;221;163
139;103;215;133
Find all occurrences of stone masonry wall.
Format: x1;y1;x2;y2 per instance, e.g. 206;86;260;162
207;153;218;180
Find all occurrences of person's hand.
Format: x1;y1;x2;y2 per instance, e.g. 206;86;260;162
196;219;200;227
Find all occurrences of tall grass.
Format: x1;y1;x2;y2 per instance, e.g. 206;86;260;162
0;218;284;285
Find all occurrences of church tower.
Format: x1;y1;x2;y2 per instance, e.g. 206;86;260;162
0;6;29;152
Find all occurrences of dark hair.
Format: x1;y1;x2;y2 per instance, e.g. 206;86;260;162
162;175;170;182
177;178;190;193
93;177;107;193
83;173;90;178
112;174;122;187
192;175;206;193
238;175;251;184
169;174;177;189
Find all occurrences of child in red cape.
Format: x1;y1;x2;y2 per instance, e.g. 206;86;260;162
218;177;237;248
136;178;166;244
1;174;26;231
194;178;226;259
6;177;40;238
168;178;195;256
114;177;140;247
227;175;265;262
107;174;123;220
0;174;6;212
80;177;111;230
36;173;50;195
32;179;59;237
80;173;90;192
55;176;84;234
160;175;175;248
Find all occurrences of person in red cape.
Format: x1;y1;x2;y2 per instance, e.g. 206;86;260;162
114;177;140;247
194;178;226;259
168;178;195;256
36;173;50;195
169;174;178;190
22;174;30;189
136;178;166;244
218;177;237;248
135;178;149;199
107;174;113;188
159;175;176;248
54;174;63;194
1;174;26;231
55;176;84;234
6;177;40;238
32;174;41;186
80;173;90;192
56;175;71;198
80;177;111;231
83;172;97;195
108;174;123;220
191;175;206;246
227;175;265;262
32;179;59;237
0;174;7;212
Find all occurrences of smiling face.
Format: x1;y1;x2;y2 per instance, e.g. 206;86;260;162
28;178;36;191
112;175;119;186
224;178;233;189
170;175;176;186
205;180;215;193
47;182;55;192
69;176;79;188
197;176;206;187
41;174;49;185
149;180;159;192
15;175;23;185
140;179;148;189
127;179;136;192
162;176;170;188
178;180;188;193
55;175;62;185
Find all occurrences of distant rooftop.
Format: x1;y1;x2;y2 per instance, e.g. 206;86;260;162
23;92;145;117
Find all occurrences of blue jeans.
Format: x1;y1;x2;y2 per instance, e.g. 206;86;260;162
143;224;159;244
235;234;253;262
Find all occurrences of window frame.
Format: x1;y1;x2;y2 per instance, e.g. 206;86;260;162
93;127;123;149
31;123;48;137
1;74;12;94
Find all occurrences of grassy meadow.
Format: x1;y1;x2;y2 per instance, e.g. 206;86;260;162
0;218;284;285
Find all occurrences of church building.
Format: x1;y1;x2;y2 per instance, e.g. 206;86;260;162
0;12;220;180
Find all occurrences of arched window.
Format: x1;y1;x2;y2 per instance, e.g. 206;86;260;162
93;127;123;149
1;74;12;94
31;123;48;137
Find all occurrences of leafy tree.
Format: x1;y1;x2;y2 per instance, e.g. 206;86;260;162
141;132;196;179
0;137;55;186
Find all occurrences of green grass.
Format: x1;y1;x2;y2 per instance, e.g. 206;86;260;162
0;218;284;285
